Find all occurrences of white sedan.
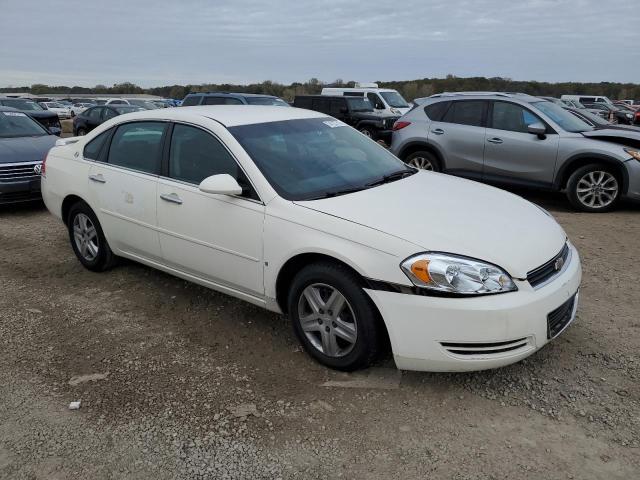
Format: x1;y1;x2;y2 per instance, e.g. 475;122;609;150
41;106;582;372
70;102;95;117
40;101;72;119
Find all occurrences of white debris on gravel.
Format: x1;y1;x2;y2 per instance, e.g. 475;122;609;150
69;373;108;386
68;401;81;410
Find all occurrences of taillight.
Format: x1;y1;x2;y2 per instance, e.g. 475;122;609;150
393;121;411;131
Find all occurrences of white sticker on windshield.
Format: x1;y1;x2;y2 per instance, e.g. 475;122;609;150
2;111;27;117
323;120;347;128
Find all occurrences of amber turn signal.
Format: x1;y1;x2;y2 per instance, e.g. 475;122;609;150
410;259;431;283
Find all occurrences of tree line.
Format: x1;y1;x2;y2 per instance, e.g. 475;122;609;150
3;76;639;101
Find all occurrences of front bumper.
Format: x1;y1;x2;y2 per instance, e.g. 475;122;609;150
623;159;640;201
366;243;582;372
0;178;42;204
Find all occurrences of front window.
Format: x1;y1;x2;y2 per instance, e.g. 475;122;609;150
380;91;409;108
531;101;593;132
229;118;413;201
2;99;44;111
346;98;373;112
245;97;289;107
0;111;48;137
491;102;542;133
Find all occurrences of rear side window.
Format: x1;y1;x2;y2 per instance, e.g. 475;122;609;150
181;96;201;106
442;101;486;127
311;98;331;114
330;99;345;115
83;130;111;160
424;101;449;121
107;122;166;174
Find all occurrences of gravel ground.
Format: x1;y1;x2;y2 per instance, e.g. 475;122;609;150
0;193;638;480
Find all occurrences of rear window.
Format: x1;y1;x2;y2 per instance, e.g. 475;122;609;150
181;96;202;106
442;101;486;127
203;96;243;105
424;101;449;121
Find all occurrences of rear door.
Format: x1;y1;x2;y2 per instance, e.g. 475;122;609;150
428;100;488;178
87;121;166;261
483;101;559;186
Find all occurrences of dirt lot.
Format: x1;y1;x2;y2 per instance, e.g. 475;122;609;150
0;193;639;480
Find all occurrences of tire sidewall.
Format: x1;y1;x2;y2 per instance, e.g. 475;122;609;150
567;164;620;212
67;202;112;271
288;263;380;371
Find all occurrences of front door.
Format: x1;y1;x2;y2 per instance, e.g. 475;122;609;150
87;121;166;261
483;101;559;186
156;123;265;297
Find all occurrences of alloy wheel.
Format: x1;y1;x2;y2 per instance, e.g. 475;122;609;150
73;213;99;261
297;283;357;358
408;156;434;171
576;171;618;209
359;128;372;138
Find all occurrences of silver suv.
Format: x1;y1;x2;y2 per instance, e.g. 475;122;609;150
390;92;640;212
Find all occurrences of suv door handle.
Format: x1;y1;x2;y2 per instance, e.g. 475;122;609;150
160;193;183;205
88;174;106;183
487;137;504;144
431;128;445;135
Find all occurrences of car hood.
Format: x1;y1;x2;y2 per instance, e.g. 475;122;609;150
0;135;58;164
294;171;567;278
581;128;640;148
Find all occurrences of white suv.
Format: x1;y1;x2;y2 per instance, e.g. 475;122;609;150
322;84;411;116
41;106;581;372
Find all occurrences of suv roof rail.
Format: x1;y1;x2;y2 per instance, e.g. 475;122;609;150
429;91;513;98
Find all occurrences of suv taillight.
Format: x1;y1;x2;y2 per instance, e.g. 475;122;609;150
393;121;411;131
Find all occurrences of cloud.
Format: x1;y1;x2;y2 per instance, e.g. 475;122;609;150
0;0;638;87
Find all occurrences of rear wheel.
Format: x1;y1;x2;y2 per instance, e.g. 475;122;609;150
288;262;381;371
566;164;620;212
77;128;86;136
67;202;117;271
404;150;440;171
359;126;375;139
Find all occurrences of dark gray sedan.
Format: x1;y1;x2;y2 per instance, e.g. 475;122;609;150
0;106;58;204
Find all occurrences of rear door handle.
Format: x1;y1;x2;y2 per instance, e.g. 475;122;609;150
431;128;445;135
487;137;504;144
160;193;183;205
88;174;106;183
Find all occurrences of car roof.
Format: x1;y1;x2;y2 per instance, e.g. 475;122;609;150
187;92;279;99
423;92;543;105
104;105;325;127
0;106;20;112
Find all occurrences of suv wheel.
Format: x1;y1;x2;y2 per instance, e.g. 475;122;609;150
404;150;440;172
77;128;86;136
359;126;375;139
67;202;117;271
288;262;381;371
567;164;620;212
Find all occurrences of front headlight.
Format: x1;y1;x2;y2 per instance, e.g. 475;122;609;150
626;113;633;119
401;253;517;295
625;148;640;162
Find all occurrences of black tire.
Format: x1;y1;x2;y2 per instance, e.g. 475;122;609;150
288;262;381;371
67;201;117;271
358;126;376;139
76;127;86;136
566;163;621;212
403;150;441;172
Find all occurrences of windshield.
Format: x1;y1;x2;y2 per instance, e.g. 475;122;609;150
47;102;65;108
347;98;373;112
380;91;409;108
531;101;593;133
245;97;289;106
229;117;413;201
113;106;145;114
0;111;47;137
2;99;44;111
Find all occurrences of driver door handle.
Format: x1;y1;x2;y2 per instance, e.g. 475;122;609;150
487;137;504;144
431;128;445;135
160;193;183;205
88;174;106;183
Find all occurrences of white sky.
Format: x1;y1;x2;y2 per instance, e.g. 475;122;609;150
1;0;638;87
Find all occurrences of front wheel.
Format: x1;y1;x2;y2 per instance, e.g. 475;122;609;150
67;202;117;271
358;126;375;139
566;164;620;212
76;128;86;136
288;262;381;371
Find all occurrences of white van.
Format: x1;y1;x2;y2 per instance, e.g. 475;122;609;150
321;83;411;116
560;95;613;106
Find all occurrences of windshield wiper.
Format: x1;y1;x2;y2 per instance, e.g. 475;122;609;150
306;185;370;200
365;169;416;188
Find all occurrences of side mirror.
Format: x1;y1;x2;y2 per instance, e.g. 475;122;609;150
528;122;546;137
198;174;243;196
